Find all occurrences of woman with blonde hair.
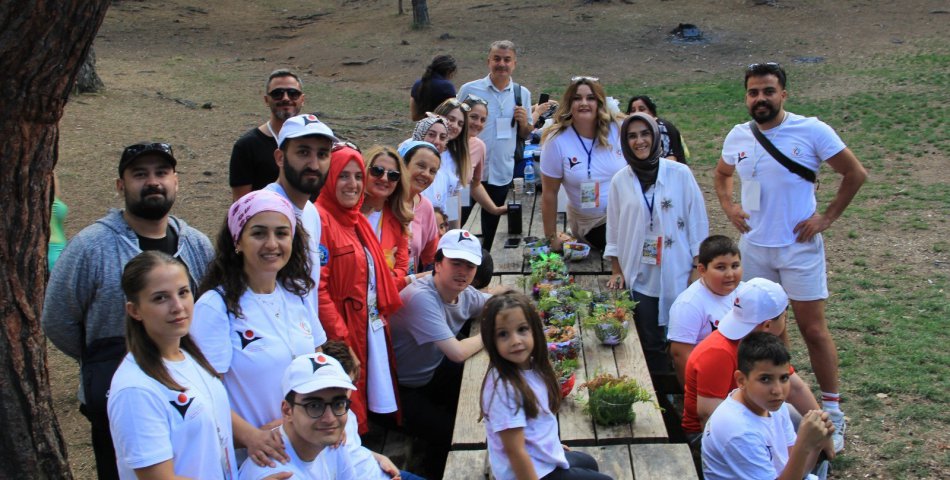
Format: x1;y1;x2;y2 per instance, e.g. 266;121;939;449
361;145;416;290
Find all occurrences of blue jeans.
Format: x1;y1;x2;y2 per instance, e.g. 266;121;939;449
541;450;612;480
399;470;427;480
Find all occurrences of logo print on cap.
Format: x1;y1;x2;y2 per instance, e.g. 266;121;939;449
733;297;742;309
169;392;194;418
310;354;330;373
304;115;320;125
458;231;473;242
238;329;262;349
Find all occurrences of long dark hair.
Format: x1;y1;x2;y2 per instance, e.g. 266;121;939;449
433;98;472;187
417;55;457;113
479;293;560;421
198;217;313;318
122;251;219;391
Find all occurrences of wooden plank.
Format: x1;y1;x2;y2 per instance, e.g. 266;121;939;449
489;191;532;274
525;193;609;275
558;275;597;445
572;445;634;480
444;450;490;480
630;443;698;479
464;204;482;234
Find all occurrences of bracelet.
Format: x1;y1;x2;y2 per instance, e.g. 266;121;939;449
408;274;417;284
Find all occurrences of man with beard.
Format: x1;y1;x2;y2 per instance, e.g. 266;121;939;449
42;142;214;480
230;68;306;201
714;62;866;454
457;41;533;250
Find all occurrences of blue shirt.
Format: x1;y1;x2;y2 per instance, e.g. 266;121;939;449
458;75;532;186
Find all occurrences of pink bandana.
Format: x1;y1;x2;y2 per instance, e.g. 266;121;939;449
227;190;296;245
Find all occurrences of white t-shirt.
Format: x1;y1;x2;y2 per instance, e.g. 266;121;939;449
363;249;397;413
721;112;846;247
344;412;392;480
482;368;569;480
238;426;355;480
264;182;322;295
702;392;797;480
668;279;743;345
539;123;626;216
421;166;453;216
109;352;238;480
192;286;326;428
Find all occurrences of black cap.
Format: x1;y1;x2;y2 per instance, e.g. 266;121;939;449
119;142;177;176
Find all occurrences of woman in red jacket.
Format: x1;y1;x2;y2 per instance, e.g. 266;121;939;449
316;145;403;434
360;145;415;290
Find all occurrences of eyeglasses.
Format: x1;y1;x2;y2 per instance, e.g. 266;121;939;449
291;398;351;418
445;98;471;112
122;142;174;159
268;88;303;101
369;165;401;182
747;62;781;70
332;141;361;153
461;94;488;106
570;76;600;83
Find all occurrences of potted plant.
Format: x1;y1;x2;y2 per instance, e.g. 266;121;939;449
581;373;654;426
552;358;579;398
587;313;630;345
545;324;581;361
528;252;569;294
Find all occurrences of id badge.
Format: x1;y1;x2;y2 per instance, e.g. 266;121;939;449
742;179;761;212
496;118;512;139
580;181;600;209
460;186;471;207
371;318;385;332
220;439;234;480
640;236;663;265
446;194;460;221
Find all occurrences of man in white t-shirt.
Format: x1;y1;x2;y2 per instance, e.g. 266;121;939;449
238;353;356;480
714;62;867;453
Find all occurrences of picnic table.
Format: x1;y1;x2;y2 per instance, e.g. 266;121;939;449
446;191;697;479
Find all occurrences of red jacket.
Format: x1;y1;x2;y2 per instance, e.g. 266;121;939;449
373;208;411;290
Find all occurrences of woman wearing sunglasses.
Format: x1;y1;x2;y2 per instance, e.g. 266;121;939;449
316;145;404;435
539;76;626;252
360;145;416;290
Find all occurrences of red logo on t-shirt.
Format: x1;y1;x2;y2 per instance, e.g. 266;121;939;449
238;329;262;349
169;391;194;418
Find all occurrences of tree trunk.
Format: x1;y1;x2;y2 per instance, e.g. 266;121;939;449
398;0;404;15
411;0;430;28
75;46;105;94
0;1;111;478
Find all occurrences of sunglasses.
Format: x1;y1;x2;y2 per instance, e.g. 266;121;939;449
461;93;488;106
332;141;361;153
268;88;303;101
571;75;600;83
369;165;401;182
445;98;471;112
290;398;351;419
747;62;781;70
122;142;174;159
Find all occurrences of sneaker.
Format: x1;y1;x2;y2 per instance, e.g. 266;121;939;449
826;409;846;453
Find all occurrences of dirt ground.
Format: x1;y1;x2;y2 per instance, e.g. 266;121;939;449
47;0;947;478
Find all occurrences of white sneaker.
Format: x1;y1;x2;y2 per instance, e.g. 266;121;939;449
826;409;846;453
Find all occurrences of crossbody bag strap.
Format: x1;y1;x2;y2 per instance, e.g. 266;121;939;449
749;121;816;183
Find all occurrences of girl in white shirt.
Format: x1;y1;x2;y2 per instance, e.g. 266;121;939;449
479;294;610;480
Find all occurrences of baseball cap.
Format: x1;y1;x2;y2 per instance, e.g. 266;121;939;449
276;113;339;149
118;142;176;176
717;278;789;340
282;353;356;397
438;229;482;266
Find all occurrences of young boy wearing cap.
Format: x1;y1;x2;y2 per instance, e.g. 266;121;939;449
238;353;356;480
702;332;834;480
681;278;823;447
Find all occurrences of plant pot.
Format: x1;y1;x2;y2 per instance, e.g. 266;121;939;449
589;399;636;426
547;336;581;361
594;321;629;345
559;373;576;398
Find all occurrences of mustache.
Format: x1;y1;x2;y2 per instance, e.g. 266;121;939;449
141;186;166;196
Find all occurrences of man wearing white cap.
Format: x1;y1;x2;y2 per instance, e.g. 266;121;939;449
238;353;356;480
681;278;823;449
389;229;510;477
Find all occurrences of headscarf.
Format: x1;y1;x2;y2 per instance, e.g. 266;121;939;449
620;112;662;191
228;189;296;245
411;115;447;141
397;140;440;161
317;146;403;316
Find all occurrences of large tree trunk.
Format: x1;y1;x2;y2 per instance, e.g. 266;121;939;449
75;46;105;94
411;0;430;28
0;1;111;478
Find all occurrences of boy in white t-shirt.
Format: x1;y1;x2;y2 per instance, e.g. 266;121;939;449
702;332;833;480
668;235;743;386
238;353;356;480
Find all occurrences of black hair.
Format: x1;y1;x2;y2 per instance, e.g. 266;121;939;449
744;62;787;89
698;235;741;267
737;332;791;375
626;95;658;116
471;249;494;289
417;55;458;114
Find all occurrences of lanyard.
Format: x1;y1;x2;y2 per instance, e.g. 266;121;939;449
572;126;594;179
642;187;656;231
265;121;279;147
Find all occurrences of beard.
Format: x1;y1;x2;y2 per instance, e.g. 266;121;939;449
284;161;324;196
126;187;175;220
271;102;300;121
750;101;780;124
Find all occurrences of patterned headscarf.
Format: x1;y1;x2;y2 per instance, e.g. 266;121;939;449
227;189;296;245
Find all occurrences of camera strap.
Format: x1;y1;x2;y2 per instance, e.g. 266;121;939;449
749;121;816;183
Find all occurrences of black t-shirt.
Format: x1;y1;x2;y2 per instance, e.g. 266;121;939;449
137;225;179;256
229;127;279;190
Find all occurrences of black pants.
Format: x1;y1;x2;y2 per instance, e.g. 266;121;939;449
541;450;612;480
480;181;510;251
80;403;120;480
632;291;673;374
398;358;464;478
582;223;607;252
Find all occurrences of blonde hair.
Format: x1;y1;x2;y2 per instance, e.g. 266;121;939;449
541;77;621;148
363;145;414;233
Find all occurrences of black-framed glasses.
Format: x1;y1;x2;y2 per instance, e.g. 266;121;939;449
445;98;471;112
268;88;303;101
461;93;488;106
369;165;401;182
291;398;351;418
332;141;361;153
570;76;600;83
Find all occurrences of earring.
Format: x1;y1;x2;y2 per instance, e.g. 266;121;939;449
235;248;241;255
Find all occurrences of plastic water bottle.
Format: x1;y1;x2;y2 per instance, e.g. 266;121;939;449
523;159;536;196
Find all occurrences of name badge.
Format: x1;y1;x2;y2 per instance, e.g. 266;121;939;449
742;179;761;212
580;181;600;209
446;194;460;221
460;186;472;207
371;318;385;332
641;236;663;265
496;118;512;139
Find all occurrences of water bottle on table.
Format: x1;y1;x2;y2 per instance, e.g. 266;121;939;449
523;158;536;196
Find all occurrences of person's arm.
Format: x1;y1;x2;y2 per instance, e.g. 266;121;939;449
41;238;92;360
540;174;564;251
434;335;483;363
130;460;190;480
669;341;694;387
392;227;411;290
607;257;625;290
499;428;539;480
604;178;625;290
793;147;867;242
471;182;506;215
778;410;834;480
713;158;750;234
316;229;349;341
231;411;289;468
697;395;724;428
409;96;423;121
786;372;820;415
371;451;402;479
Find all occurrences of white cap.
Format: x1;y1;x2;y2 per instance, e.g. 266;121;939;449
438;229;482;265
282;353;355;397
717;278;789;340
276;114;339;148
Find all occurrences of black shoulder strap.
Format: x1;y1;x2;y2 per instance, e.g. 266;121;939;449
513;82;522;107
749;122;816;183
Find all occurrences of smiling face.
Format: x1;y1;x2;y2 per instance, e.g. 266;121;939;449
237;211;293;277
335;160;364;209
745;74;787;125
365;153;400;200
467;103;488;137
283;388;349;452
433;257;478;297
125;263;194;346
406;148;441;195
442;107;466;140
423;122;449;153
736;360;792;416
265;75;305;121
494;306;534;369
570;84;599;125
487;46;516;84
699;253;743;296
628;99;654;117
625;119;654;162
